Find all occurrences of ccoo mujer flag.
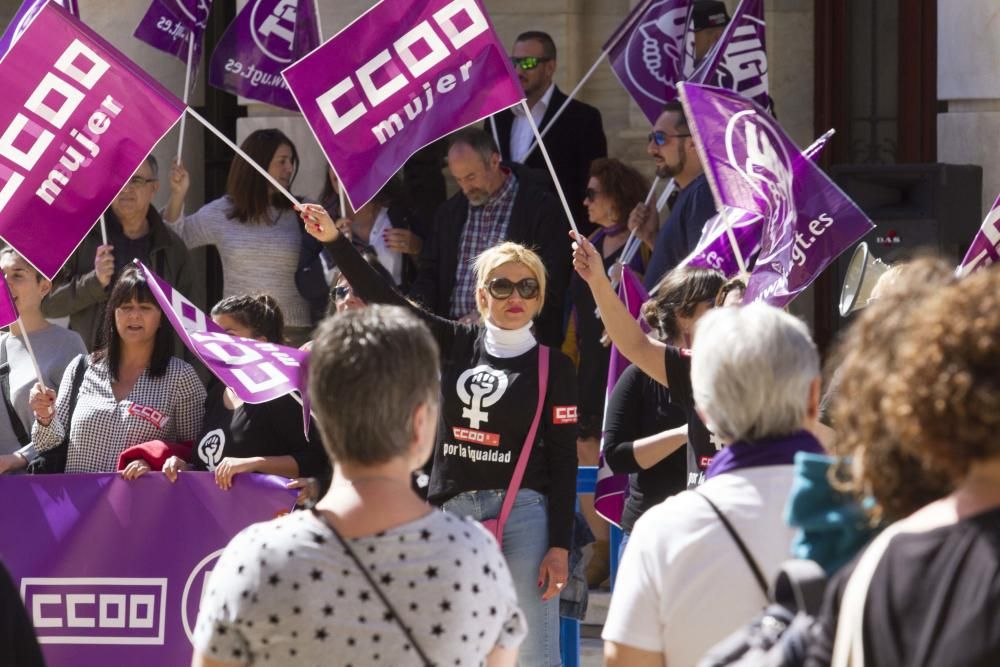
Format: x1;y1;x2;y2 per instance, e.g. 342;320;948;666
283;0;524;211
0;2;185;279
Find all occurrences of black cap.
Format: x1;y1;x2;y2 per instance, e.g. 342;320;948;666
691;0;730;31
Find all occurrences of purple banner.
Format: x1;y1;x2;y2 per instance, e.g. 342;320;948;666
0;472;296;667
0;0;80;57
136;260;312;432
0;3;185;279
595;266;650;526
0;278;18;329
283;0;524;211
687;0;773;113
682;206;762;277
679;82;873;308
958;194;1000;276
208;0;320;111
606;0;690;124
133;0;210;64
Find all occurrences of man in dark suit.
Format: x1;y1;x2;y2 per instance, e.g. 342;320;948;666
409;128;570;347
491;31;607;235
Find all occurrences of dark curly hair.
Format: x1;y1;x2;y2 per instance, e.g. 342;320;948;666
589;158;649;226
641;266;726;342
828;256;959;522
211;294;285;344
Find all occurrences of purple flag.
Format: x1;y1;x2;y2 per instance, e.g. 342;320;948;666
0;472;295;667
133;0;211;64
957;194;1000;276
594;266;650;526
0;3;185;279
136;260;312;432
679;82;874;307
0;278;18;329
687;0;773;113
283;0;524;211
606;0;691;124
682;207;763;277
0;0;80;57
208;0;319;111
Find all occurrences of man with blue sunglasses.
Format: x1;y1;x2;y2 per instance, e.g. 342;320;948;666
631;100;718;291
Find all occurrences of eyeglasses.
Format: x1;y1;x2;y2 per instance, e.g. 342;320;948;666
648;130;691;146
333;285;354;300
125;176;157;188
584;187;602;202
510;56;551;71
487;277;540;300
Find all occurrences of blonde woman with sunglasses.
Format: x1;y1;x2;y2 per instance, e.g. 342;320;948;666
302;204;577;667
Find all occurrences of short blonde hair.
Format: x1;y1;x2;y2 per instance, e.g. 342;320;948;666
472;242;547;319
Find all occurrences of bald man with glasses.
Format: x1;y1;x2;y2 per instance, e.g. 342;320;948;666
490;30;607;235
630;100;718;290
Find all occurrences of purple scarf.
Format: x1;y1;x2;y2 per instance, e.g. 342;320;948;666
705;430;824;480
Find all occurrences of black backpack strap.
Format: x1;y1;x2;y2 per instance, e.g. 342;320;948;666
0;337;30;446
695;490;770;597
66;355;89;414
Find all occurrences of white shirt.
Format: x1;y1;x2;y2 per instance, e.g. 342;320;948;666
509;83;555;163
602;466;799;666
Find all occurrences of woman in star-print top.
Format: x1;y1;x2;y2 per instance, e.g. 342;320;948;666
302;204;577;667
193;306;525;666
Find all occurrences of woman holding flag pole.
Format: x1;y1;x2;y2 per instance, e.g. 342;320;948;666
301;204;578;667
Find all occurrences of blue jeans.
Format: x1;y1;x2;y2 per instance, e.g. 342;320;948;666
444;488;561;667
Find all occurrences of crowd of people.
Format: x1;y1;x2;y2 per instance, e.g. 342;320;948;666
3;5;999;667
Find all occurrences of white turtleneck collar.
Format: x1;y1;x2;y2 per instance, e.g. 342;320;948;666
483;319;536;358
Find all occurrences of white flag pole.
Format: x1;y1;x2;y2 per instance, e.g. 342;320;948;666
16;319;46;390
522;51;610;160
99;214;108;245
521;100;579;236
176;31;195;163
312;0;324;39
338;183;347;218
185;107;303;209
489;116;501;155
655;177;677;212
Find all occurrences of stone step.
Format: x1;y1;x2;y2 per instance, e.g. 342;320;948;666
583;589;611;628
579;636;604;667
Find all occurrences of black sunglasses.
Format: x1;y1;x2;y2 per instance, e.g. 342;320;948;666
333;285;354;300
487;277;540;300
584;187;601;201
510;56;551;71
648;130;691;146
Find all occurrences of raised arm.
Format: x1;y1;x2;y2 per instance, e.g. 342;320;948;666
161;162;223;250
571;233;669;387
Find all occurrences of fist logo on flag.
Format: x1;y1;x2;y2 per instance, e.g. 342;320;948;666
632;3;688;94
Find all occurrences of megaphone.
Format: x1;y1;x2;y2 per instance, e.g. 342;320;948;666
839;242;891;316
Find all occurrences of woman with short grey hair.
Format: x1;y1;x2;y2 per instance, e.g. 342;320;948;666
602;304;825;667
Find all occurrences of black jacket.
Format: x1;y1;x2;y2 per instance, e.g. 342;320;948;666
408;164;572;347
492;86;608;234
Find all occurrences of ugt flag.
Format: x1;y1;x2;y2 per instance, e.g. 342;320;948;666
209;0;320;111
678;82;873;308
0;2;185;279
687;0;773;113
957;194;1000;277
594;266;649;527
0;0;80;57
136;260;312;433
606;0;690;124
283;0;524;210
133;0;214;63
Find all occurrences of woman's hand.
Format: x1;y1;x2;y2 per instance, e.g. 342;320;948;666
121;459;151;480
383;228;423;256
28;383;55;425
162;455;189;483
287;477;320;507
571;232;611;288
214;457;259;491
0;453;28;475
537;547;569;601
298;204;343;243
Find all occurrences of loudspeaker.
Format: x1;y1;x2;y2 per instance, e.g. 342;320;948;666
839;242;891;316
826;163;983;325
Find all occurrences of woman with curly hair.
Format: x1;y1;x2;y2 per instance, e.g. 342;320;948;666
805;264;1000;667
